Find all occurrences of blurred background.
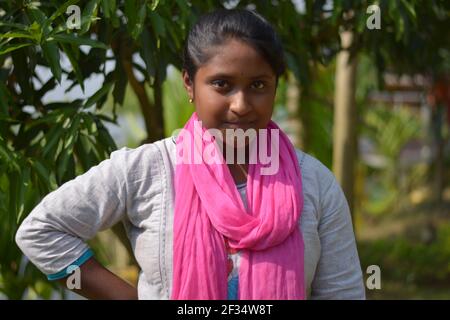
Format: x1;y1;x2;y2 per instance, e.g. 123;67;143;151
0;0;449;299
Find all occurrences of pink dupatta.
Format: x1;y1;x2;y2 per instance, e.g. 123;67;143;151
171;112;305;299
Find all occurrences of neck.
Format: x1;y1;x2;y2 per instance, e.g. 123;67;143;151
225;148;249;185
222;145;250;165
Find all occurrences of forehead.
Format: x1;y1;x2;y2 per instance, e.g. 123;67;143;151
197;39;275;79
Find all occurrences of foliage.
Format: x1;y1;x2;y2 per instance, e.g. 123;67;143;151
316;0;450;76
359;221;450;287
162;67;193;136
364;105;422;160
360;105;423;215
298;64;334;168
0;0;197;299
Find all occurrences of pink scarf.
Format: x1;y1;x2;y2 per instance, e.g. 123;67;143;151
171;112;305;300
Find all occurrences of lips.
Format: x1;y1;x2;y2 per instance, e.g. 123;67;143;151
221;121;255;130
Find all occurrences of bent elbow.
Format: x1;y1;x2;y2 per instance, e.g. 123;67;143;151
15;217;32;256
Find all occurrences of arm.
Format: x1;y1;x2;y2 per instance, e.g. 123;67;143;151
310;174;366;300
15;147;136;299
57;257;137;300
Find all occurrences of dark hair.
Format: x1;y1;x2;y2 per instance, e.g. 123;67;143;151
182;8;286;82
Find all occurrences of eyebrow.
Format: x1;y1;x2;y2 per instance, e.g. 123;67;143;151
205;72;274;80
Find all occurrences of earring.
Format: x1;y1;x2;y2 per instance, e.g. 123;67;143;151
189;98;193;103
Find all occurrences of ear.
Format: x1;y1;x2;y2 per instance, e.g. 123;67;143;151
182;69;194;101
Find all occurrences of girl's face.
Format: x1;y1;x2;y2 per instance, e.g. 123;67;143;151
182;39;277;147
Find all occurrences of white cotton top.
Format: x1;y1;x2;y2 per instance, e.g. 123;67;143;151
15;135;366;299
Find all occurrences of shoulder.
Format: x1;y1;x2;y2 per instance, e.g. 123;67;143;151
107;138;172;185
293;148;342;221
109;141;159;163
294;148;336;194
109;138;169;168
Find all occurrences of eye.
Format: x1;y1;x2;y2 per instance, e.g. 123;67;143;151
251;80;266;90
211;79;229;89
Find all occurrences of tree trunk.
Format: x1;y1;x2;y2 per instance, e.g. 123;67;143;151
286;75;303;149
151;71;165;143
122;57;164;144
431;103;445;208
333;30;358;221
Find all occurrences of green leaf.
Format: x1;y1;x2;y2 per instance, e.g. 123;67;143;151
27;8;51;38
140;28;156;78
26;112;60;130
41;126;64;159
41;41;62;82
56;148;71;184
75;133;95;170
0;31;36;41
166;22;181;49
60;43;85;90
0;116;20;124
80;0;100;34
81;113;98;135
0;138;20;172
0;22;28;30
131;4;147;40
44;0;81;31
0;43;33;56
95;113;117;124
63;114;81;150
95;115;117;152
101;0;111;18
46;100;83;111
0;143;12;163
78;132;93;155
11;48;33;103
8;172;18;231
148;11;166;38
83;82;113;109
27;7;47;26
50;33;108;49
16;166;30;224
400;0;417;19
124;0;137;33
149;0;160;11
57;114;81;183
97;126;117;152
30;159;56;191
28;21;42;43
285;52;303;84
112;62;127;106
0;83;10;115
395;14;405;41
36;77;57;100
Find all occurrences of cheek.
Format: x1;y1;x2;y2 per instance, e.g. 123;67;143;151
194;87;228;125
253;96;275;126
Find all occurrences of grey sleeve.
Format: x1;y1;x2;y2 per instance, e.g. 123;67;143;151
15;147;129;276
310;173;366;300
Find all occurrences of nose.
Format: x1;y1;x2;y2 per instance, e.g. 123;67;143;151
229;90;252;116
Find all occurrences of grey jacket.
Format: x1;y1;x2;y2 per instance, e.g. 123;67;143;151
15;136;366;299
